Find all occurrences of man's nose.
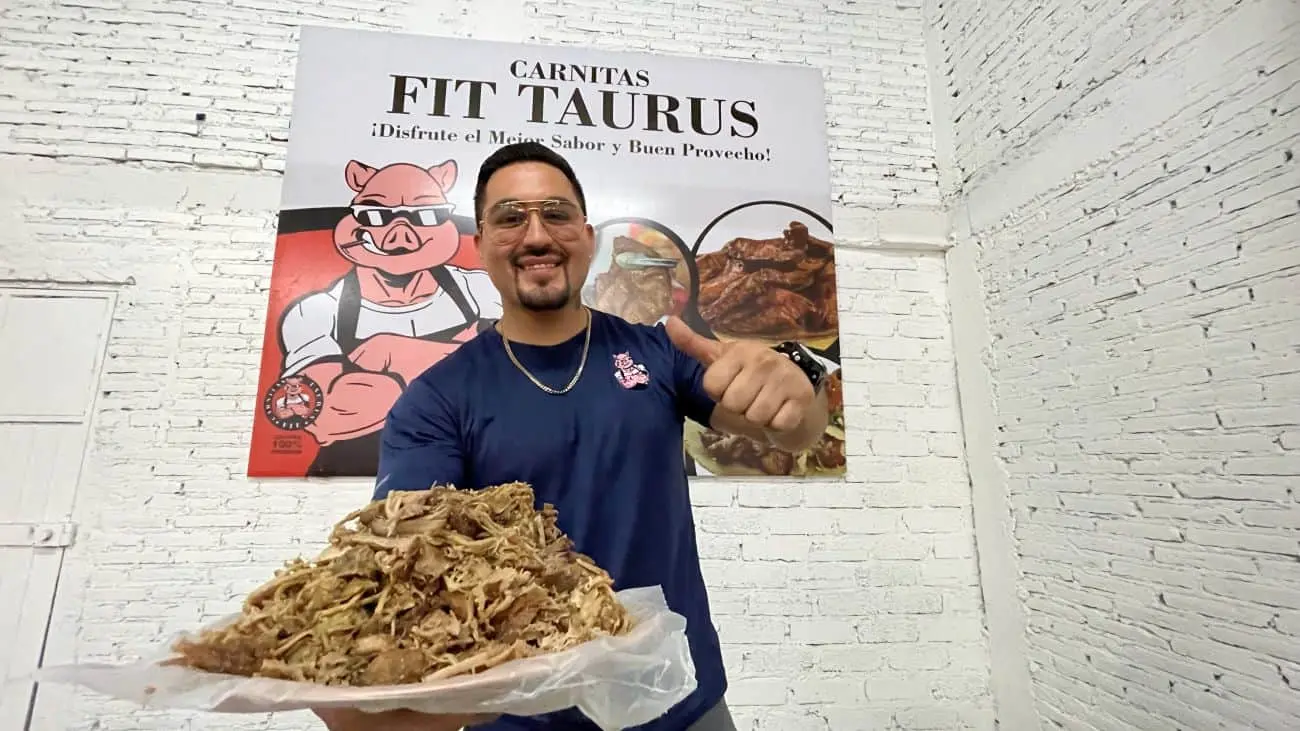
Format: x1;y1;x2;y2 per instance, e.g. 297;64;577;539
522;209;552;243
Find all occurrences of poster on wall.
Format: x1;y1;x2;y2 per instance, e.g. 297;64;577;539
247;25;845;479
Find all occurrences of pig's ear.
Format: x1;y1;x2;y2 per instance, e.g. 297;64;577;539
428;160;458;193
345;160;377;192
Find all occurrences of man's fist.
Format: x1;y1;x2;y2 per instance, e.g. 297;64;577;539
665;315;815;435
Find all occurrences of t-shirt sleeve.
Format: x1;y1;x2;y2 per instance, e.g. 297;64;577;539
661;326;717;428
374;376;465;500
279;291;342;376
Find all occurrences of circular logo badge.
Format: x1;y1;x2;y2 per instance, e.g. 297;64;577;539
262;375;324;431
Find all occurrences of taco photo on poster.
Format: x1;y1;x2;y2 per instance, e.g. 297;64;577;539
581;219;696;327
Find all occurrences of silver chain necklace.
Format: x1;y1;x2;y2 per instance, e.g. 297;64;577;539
499;308;592;395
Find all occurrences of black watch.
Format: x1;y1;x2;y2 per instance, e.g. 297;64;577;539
773;341;828;393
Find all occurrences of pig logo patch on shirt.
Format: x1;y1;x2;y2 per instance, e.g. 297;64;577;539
612;352;650;390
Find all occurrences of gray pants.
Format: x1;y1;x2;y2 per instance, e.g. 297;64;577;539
687;700;736;731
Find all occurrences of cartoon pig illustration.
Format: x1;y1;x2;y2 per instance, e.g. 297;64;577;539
277;159;502;476
273;376;313;420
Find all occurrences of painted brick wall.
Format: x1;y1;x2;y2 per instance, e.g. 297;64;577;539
931;0;1300;728
526;0;941;210
1;0;991;730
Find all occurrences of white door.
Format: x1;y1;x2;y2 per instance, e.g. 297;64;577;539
0;287;115;731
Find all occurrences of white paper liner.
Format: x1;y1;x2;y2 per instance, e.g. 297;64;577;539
36;586;697;731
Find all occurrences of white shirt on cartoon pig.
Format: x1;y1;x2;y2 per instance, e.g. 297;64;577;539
278;266;503;377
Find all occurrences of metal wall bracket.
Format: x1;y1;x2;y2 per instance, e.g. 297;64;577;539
0;522;77;548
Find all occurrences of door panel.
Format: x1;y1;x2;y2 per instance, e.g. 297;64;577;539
0;293;111;421
0;288;114;731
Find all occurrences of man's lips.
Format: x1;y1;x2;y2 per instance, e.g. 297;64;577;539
512;251;565;271
517;260;562;271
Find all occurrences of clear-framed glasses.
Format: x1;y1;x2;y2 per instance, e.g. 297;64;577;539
351;204;455;227
480;199;586;244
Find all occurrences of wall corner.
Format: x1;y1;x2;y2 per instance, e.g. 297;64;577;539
945;203;1041;731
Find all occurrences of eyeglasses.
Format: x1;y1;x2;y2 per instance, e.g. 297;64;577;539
480;199;586;244
351;204;455;227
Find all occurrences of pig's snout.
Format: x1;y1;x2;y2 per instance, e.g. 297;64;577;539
380;223;422;254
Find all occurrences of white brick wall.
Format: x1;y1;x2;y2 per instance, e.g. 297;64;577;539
526;0;942;210
2;0;990;729
932;0;1300;727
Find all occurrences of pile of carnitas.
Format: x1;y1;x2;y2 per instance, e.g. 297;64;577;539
167;482;634;686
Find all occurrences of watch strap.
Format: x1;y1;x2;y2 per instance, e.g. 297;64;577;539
773;341;827;392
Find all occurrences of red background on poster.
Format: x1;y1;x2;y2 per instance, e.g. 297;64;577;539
246;224;484;478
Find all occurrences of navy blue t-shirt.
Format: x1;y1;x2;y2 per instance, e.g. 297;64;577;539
373;309;726;730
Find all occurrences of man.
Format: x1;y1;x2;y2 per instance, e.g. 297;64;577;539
315;142;830;731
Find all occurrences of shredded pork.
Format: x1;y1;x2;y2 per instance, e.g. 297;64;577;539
166;482;634;686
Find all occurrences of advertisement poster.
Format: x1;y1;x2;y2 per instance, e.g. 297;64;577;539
247;25;845;479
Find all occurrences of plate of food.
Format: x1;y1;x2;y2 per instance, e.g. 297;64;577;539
37;483;697;730
583;218;694;326
691;202;840;352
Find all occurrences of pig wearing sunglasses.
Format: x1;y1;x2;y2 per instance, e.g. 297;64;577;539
276;159;502;477
333;160;462;274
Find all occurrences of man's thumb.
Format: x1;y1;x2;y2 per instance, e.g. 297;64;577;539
666;316;723;365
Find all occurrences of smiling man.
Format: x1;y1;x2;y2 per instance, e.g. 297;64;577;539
315;142;830;731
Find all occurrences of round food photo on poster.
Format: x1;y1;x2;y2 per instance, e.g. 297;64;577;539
683;200;846;479
581;218;696;327
690;201;840;352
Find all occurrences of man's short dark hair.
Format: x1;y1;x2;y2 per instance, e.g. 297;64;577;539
474;142;588;223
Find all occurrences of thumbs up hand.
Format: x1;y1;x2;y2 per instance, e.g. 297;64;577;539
665;315;818;438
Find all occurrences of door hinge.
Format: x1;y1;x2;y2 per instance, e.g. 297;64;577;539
0;522;78;548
